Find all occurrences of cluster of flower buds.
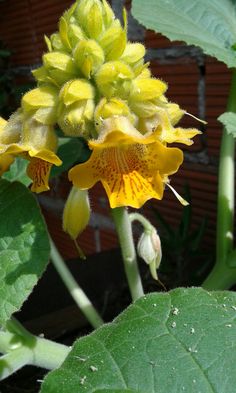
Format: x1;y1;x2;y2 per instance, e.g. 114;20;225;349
30;0;188;139
0;0;201;248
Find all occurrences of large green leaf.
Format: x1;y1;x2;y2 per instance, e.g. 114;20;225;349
131;0;236;68
218;112;236;137
2;157;31;186
41;288;236;393
0;180;50;326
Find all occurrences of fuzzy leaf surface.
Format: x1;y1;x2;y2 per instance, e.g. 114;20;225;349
2;157;31;186
131;0;236;68
0;180;50;326
41;288;236;393
218;112;236;137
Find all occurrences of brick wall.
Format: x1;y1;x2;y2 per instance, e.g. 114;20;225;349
0;0;231;259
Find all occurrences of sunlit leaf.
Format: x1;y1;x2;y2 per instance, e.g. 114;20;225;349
41;288;236;393
132;0;236;68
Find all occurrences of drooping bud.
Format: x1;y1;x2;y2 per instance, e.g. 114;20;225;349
63;186;90;240
137;229;162;280
74;39;104;78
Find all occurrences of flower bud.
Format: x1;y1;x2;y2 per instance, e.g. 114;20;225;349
98;20;126;60
57;99;95;138
74;39;104;78
21;85;58;125
60;79;95;105
94;97;130;127
101;0;115;27
130;100;158;118
130;78;167;103
58;79;95;137
59;16;72;51
31;66;50;85
0;110;22;146
95;61;134;99
50;33;66;52
75;0;104;39
137;229;162;280
0;117;15;174
166;102;185;125
68;24;86;48
121;43;145;65
63;186;90;240
43;52;77;86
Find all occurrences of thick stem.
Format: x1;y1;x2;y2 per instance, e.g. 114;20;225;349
111;207;144;301
202;263;236;290
50;238;104;329
0;329;70;380
203;70;236;289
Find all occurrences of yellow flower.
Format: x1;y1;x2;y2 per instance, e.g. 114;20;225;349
69;117;183;208
0;111;62;192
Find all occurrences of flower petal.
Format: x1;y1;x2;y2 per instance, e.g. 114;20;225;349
69;127;183;208
27;158;52;193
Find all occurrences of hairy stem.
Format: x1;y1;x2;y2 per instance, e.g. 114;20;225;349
50;237;104;328
111;207;144;301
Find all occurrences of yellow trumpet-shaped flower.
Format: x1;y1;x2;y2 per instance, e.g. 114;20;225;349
69;117;183;208
0;111;62;192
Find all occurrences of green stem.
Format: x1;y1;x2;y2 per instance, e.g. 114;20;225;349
0;346;32;380
129;212;153;232
203;69;236;290
50;237;104;329
111;207;144;301
0;322;70;381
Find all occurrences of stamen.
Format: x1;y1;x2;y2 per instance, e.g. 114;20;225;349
166;183;189;206
185;111;207;125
